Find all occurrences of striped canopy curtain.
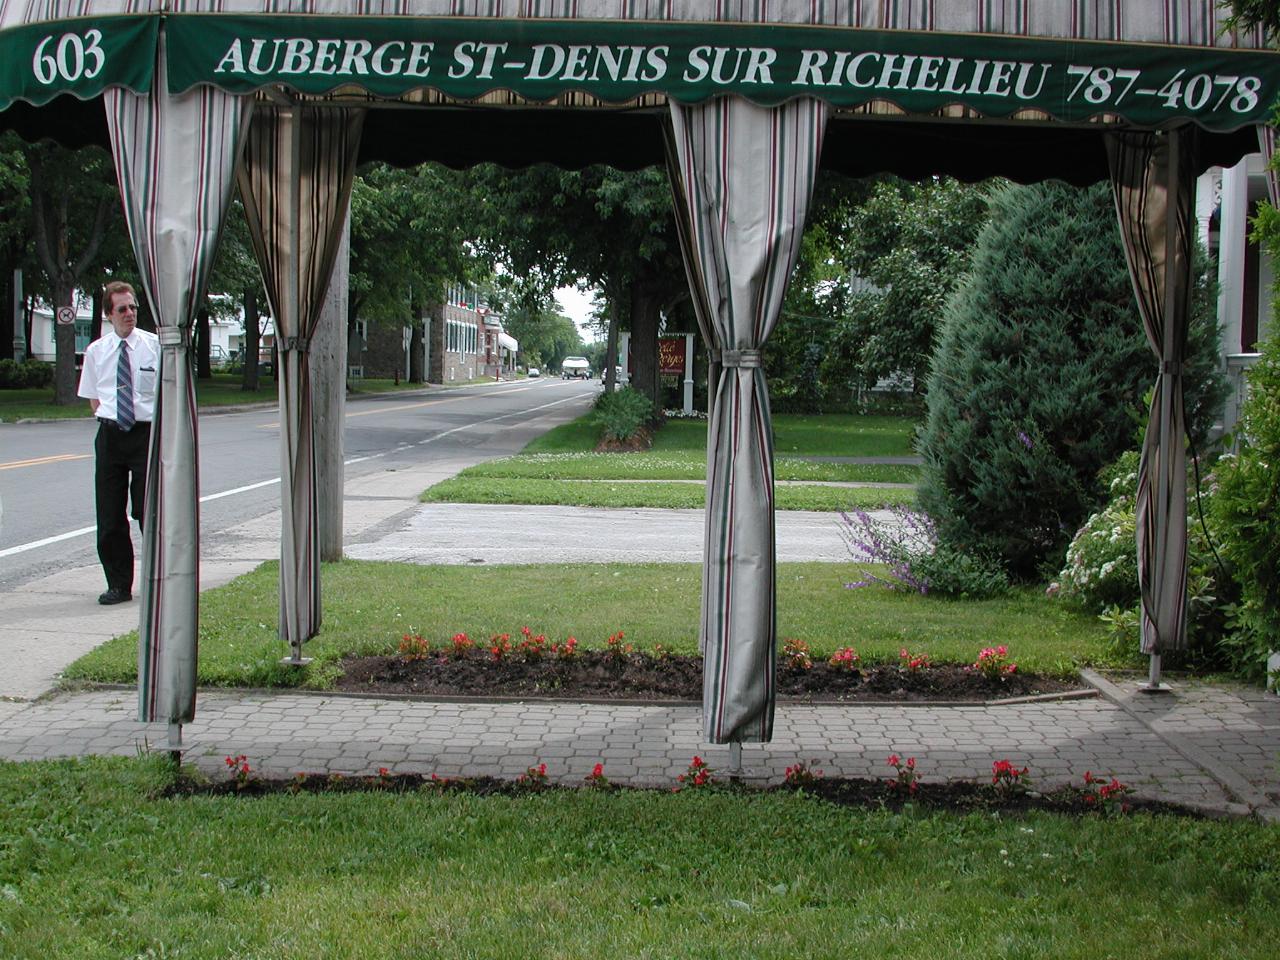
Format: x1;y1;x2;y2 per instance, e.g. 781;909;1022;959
1106;127;1198;667
1259;126;1280;207
103;38;253;726
666;95;827;744
237;105;364;659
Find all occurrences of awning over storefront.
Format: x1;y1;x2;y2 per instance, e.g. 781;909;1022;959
4;10;1277;128
498;331;517;353
3;5;1278;181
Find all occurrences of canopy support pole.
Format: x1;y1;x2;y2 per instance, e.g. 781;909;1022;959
1139;652;1171;694
164;720;184;766
728;741;743;777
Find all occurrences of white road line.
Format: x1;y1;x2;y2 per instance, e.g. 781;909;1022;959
0;389;592;559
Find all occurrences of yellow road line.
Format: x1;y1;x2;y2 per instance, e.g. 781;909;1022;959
0;453;91;470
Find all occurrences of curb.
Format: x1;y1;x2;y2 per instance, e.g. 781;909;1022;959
74;681;1097;710
1080;668;1276;820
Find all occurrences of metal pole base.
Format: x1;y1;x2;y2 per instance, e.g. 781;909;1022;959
279;656;314;667
1137;652;1173;694
160;721;185;765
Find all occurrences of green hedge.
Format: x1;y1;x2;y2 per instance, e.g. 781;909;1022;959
592;386;657;442
0;359;54;389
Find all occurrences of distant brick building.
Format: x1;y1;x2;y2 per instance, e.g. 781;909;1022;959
345;285;519;384
429;285;517;383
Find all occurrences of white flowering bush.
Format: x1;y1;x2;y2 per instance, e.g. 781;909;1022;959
1055;450;1235;667
1054;455;1140;612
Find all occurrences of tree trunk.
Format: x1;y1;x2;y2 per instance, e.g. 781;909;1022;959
628;281;661;406
242;286;260;392
196;305;212;379
604;313;620;393
27;151;112;400
0;265;13;362
428;301;444;383
89;286;103;345
408;301;425;383
52;283;77;404
346;294;363;389
23;295;33;358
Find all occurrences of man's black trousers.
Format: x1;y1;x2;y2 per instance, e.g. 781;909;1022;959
94;420;150;592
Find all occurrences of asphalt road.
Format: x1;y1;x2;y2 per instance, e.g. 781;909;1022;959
0;376;598;591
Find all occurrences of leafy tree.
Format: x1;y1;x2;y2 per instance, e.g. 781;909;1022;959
490;294;584;372
825;177;988;395
917;181;1226;580
1224;1;1280;42
0;131;31;361
206;198;267;388
24;142;122;403
467;164;685;404
349;162;478;384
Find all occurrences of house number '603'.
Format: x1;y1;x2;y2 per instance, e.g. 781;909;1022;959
32;30;106;85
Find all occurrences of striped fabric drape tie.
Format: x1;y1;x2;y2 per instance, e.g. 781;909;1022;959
1106;127;1197;659
666;94;827;744
238;105;365;659
104;25;253;726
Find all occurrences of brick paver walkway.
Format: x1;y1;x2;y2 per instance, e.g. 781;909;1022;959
3;680;1276;820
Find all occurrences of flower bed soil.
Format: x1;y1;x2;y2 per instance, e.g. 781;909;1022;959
165;772;1189;818
335;651;1083;703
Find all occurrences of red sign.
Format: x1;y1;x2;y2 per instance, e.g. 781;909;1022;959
658;337;686;375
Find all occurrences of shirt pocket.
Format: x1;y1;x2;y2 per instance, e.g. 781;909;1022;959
138;365;157;395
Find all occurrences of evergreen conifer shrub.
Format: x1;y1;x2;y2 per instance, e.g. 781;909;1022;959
917;182;1225;580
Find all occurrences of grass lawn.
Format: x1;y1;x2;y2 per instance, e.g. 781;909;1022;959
1;757;1276;959
422;476;916;511
63;560;1112;689
0;374;443;422
425;413;921;510
0;374;275;421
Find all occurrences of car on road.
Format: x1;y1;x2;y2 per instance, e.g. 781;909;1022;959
561;357;591;379
527;367;540;378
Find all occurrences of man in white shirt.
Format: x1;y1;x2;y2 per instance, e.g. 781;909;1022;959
76;282;159;605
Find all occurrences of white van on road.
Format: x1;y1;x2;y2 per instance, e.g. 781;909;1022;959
561;357;591;379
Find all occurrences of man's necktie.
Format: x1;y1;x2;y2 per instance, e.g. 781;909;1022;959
116;340;134;431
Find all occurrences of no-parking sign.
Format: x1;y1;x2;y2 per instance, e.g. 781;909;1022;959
55;306;75;326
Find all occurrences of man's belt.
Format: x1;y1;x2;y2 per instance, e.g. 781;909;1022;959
97;417;150;431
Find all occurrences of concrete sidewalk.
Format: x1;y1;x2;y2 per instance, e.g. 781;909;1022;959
1;436;1278;820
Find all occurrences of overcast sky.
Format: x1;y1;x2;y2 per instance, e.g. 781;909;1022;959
556;286;600;342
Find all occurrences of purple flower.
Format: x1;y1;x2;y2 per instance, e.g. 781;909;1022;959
1017;430;1033;450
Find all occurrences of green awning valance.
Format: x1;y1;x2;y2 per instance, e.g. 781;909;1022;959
164;15;1279;130
0;15;156;111
4;13;1280;131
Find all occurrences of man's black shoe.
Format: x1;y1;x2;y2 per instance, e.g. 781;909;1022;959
98;587;132;605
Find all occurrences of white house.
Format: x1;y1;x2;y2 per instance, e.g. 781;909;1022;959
24;294;266;366
1197;151;1276;442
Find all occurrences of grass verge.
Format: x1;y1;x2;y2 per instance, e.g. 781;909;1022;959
0;374;448;422
0;374;276;421
63;560;1111;689
1;756;1276;960
456;452;918;484
425;412;920;508
421;477;915;511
